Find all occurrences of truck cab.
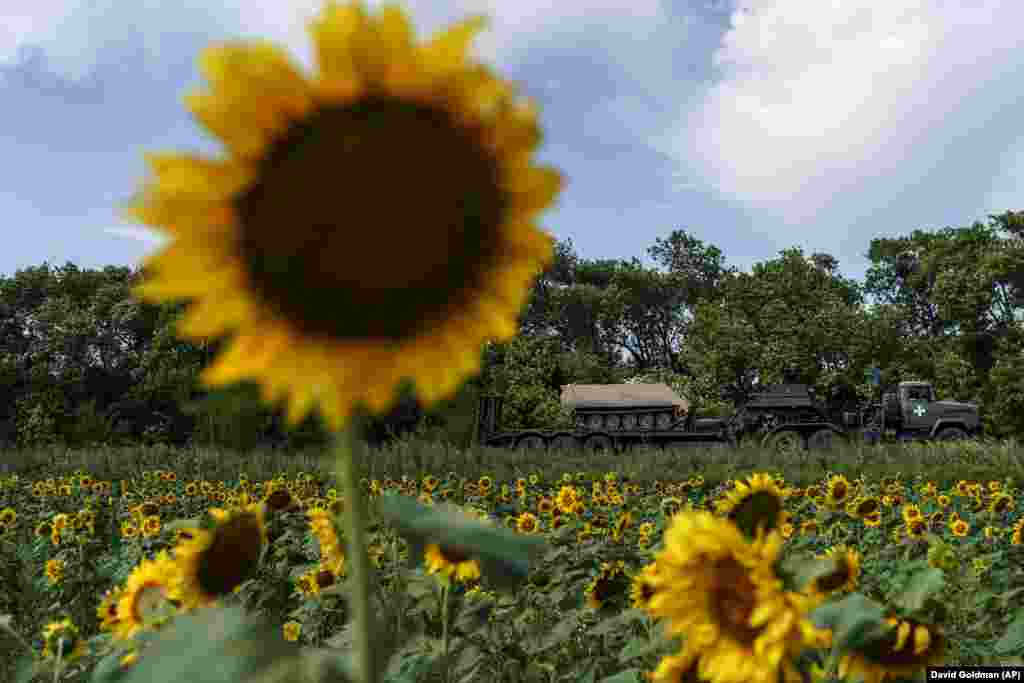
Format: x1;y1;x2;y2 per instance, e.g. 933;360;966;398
880;381;979;440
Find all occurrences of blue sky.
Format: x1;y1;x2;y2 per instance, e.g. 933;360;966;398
2;0;1022;289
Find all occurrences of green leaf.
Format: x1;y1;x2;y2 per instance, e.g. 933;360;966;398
994;612;1024;655
781;555;839;594
111;606;302;683
809;593;889;653
618;636;664;663
537;614;580;652
895;567;945;613
600;669;644;683
378;494;545;592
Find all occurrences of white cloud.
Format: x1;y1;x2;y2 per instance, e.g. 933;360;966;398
1;0;676;83
661;0;1024;225
102;226;167;248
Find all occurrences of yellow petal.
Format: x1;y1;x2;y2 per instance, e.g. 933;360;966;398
894;621;911;652
310;2;367;90
176;294;255;339
142;154;254;201
197;42;311;122
184;91;275;160
419;15;487;78
123;192;236;238
913;624;931;655
506;166;563;217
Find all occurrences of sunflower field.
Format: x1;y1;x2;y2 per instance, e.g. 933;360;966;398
1;439;1023;683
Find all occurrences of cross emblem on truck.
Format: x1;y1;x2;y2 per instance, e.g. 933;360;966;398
913;404;927;417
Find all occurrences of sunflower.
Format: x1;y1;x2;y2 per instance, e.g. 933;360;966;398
142;515;162;538
645;511;830;683
714;473;788;539
630;562;661;610
114;551;181;640
661;496;683;519
838;617;944;683
128;2;561;431
45;558;64;585
585;568;630;610
989;492;1014;515
555;485;579;513
283;620;302;642
172;507;266;609
825;474;851;507
41;618;88;664
516;512;539;534
906;519;927;539
852;496;880;519
96;587;124;633
809;545;861;596
424;542;481;582
901;504;922;524
949;519;969;537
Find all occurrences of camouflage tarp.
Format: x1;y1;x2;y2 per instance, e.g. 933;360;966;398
559;383;690;414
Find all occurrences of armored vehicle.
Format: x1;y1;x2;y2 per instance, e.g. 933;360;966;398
476;379;981;456
477;383;729;453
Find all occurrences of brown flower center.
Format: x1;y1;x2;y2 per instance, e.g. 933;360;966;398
728;490;784;537
196;512;264;597
235;96;507;342
710;560;762;646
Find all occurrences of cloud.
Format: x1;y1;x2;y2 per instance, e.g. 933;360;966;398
660;0;1024;225
102;226;167;248
1;0;677;83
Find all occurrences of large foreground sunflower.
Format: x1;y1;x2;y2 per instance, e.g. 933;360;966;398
645;512;829;683
128;1;562;430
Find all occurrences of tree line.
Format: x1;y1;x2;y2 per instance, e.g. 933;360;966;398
1;210;1023;453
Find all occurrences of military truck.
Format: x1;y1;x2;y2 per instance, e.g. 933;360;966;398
475;379;980;456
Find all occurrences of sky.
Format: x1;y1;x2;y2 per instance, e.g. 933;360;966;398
2;0;1023;290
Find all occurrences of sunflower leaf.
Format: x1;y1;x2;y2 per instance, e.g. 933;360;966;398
109;606;302;683
809;592;889;653
994;612;1024;655
780;555;837;594
894;567;945;613
378;494;544;592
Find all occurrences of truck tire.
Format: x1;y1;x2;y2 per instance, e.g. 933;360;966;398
935;427;968;442
584;434;614;454
516;434;547;451
764;430;806;457
807;429;839;451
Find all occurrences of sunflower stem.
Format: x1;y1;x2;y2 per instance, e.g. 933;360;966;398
441;579;451;683
334;427;377;683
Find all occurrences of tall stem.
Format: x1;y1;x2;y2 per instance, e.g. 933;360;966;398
335;427;376;683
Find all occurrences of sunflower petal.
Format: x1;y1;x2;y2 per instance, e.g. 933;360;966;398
310;2;367;91
185;91;275;160
197;42;312;122
123;192;236;237
419;15;487;78
142;154;254;201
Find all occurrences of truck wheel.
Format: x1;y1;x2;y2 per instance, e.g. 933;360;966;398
549;434;579;452
765;430;805;457
516;435;547;451
935;427;968;442
807;429;838;451
584;434;614;454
